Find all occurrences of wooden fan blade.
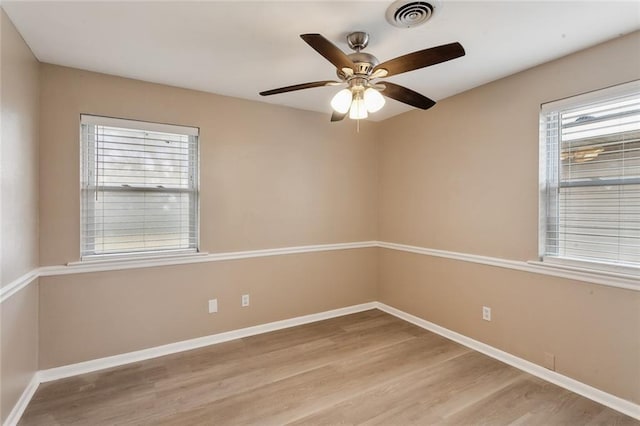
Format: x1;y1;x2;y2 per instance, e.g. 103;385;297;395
379;82;436;110
259;80;340;96
373;42;465;78
331;111;347;122
300;34;354;72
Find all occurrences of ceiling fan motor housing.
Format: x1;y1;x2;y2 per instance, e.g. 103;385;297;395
336;47;380;80
338;33;380;80
349;52;379;75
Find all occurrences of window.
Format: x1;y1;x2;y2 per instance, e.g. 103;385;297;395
81;115;199;259
540;81;640;273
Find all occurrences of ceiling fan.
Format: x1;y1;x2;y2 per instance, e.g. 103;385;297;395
259;32;465;121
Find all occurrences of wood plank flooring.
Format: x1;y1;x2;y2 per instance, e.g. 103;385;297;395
20;310;638;425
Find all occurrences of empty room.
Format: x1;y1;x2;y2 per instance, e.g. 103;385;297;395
1;1;639;424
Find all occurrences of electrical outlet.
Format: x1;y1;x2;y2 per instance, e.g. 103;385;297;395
241;294;250;307
482;306;491;321
208;298;218;313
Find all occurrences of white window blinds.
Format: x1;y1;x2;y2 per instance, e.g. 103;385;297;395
81;115;199;259
540;81;640;271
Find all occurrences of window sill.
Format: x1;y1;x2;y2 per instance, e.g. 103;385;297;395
64;251;210;272
527;258;639;290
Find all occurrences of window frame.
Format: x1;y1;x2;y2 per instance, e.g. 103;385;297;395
538;80;640;277
79;114;200;261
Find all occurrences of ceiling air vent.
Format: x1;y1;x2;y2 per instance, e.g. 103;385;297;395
385;0;439;28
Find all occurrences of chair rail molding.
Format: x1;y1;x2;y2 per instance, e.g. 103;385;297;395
3;240;637;306
0;269;39;304
376;241;639;291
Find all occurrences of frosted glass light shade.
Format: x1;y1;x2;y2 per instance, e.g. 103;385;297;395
330;89;353;113
349;97;368;119
364;88;385;113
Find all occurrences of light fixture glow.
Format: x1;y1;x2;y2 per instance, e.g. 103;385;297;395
349;95;368;120
330;89;353;114
364;88;385;113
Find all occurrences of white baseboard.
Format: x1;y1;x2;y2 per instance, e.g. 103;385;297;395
374;302;640;420
6;301;638;425
3;372;39;426
38;302;377;382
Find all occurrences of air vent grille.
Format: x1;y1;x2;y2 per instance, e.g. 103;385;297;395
386;0;436;28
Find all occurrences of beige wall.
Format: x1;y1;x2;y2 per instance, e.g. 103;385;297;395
37;64;380;367
40;248;377;368
378;32;640;404
0;280;38;423
379;250;640;404
39;64;379;266
0;9;39;424
1;9;39;286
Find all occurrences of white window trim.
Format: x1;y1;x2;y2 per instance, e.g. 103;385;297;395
540;81;640;115
79;114;201;262
77;249;208;264
81;114;199;136
537;256;639;279
538;80;640;277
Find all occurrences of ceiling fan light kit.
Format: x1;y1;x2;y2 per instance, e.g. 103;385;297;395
330;88;353;114
363;87;386;113
349;93;368;120
259;26;465;124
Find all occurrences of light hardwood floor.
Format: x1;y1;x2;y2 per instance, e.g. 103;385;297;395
20;310;637;425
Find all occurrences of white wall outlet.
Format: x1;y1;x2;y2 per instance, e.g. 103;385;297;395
482;306;491;321
241;294;250;307
208;298;218;313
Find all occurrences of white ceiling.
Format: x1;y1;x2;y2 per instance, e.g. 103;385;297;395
3;1;639;121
